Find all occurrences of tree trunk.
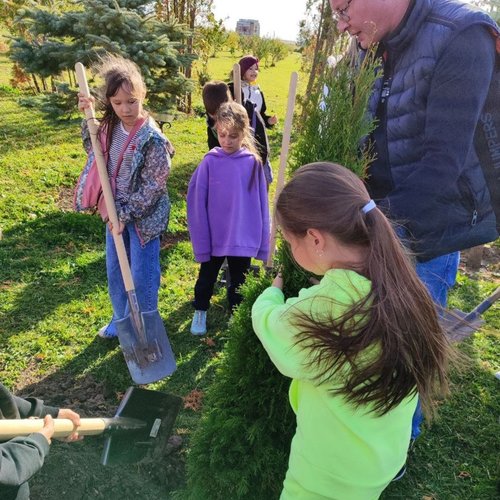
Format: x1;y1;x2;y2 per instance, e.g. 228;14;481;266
466;246;484;271
32;74;41;93
302;0;329;119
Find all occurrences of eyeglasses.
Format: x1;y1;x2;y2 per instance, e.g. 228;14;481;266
332;0;353;22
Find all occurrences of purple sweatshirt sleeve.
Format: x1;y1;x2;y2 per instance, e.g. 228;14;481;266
187;159;212;262
256;166;270;261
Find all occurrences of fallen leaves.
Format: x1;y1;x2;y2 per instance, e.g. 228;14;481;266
200;337;216;347
183;389;204;412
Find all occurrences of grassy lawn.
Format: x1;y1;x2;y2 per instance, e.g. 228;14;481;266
0;47;499;499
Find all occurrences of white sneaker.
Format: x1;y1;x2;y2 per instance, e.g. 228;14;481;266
97;325;117;339
190;310;207;336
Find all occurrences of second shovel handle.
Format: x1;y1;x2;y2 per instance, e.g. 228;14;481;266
233;64;242;105
0;418;107;440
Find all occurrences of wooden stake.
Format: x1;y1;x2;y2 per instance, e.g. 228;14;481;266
266;72;298;269
233;63;242;105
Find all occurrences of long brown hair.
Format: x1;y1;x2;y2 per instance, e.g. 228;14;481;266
216;101;262;190
276;162;451;417
92;55;147;151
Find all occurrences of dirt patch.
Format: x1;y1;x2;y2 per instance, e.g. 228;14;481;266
17;372;185;499
160;231;190;250
58;186;77;212
460;244;500;284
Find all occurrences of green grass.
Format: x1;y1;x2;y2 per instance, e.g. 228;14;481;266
0;47;498;499
192;50;306;118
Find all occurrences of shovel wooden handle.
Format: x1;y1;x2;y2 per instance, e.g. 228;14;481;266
74;62;135;294
233;64;242;105
266;72;298;268
0;418;108;440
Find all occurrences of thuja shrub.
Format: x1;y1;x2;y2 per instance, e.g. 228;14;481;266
185;44;380;500
185;275;295;499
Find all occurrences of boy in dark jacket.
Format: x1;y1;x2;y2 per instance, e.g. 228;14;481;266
0;382;80;500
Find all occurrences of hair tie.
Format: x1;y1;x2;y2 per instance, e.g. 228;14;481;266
362;199;376;214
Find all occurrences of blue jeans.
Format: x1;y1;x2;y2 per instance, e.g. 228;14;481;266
416;252;460;308
103;224;161;336
411;251;460;439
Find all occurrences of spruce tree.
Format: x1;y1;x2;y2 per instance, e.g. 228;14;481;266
185;39;380;499
9;0;194;112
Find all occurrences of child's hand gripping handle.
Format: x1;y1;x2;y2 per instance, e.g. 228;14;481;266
266;72;298;269
74;62;136;294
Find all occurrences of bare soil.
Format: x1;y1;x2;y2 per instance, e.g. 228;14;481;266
18;373;185;500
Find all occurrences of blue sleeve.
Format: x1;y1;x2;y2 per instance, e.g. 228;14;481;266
384;24;496;220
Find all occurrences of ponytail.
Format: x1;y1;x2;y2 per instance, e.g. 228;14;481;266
277;162;451;416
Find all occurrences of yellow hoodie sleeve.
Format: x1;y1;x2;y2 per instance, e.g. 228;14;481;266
251;270;372;381
252;286;326;379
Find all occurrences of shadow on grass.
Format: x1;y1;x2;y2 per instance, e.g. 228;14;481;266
13;296;227;499
0;212;106;339
15;337;185;499
0;94;81;149
382;330;500;499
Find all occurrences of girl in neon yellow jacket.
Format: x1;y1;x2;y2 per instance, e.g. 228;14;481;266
252;162;451;499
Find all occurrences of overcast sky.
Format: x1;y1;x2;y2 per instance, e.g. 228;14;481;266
211;0;307;41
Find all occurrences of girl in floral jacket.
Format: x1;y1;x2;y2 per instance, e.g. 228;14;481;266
76;55;173;339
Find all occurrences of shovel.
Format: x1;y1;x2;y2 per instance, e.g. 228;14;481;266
441;287;500;342
75;62;176;384
0;387;183;465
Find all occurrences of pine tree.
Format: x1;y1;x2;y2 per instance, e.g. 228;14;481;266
9;0;194;112
185;37;380;499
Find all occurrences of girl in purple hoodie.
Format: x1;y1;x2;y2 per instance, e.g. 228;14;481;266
187;101;270;335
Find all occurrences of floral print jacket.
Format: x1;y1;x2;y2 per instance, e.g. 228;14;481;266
76;117;173;244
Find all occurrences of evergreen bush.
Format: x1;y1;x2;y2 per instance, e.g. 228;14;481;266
185;41;380;499
9;0;194;112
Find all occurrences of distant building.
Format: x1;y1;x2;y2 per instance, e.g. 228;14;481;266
236;19;260;37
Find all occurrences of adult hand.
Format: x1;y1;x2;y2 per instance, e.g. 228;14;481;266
37;415;55;444
77;92;95;112
268;115;278;126
57;408;82;442
272;271;283;289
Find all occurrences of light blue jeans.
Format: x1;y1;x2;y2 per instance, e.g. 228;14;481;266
103;224;161;336
411;251;460;439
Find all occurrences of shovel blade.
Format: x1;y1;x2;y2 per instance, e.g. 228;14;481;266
101;387;182;465
115;310;176;384
440;308;485;343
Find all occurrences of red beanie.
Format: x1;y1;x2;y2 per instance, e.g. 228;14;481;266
238;55;259;78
